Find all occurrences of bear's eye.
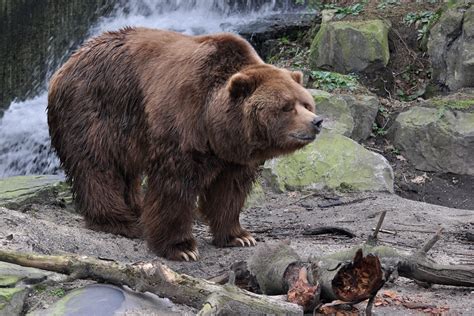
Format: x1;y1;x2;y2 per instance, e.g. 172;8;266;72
302;103;312;111
282;103;294;112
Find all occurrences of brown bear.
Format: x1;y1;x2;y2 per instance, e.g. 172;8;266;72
47;27;323;261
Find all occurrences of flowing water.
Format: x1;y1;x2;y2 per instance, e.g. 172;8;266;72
0;0;301;178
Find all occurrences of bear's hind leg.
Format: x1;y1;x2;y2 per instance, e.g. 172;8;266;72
199;166;257;248
73;168;142;238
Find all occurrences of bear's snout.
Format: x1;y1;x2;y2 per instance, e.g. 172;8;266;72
311;116;323;134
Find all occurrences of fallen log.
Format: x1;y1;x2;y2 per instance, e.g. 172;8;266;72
0;249;303;315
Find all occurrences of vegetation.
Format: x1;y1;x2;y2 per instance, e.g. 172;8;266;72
48;288;66;297
295;0;365;19
309;71;359;91
404;10;441;40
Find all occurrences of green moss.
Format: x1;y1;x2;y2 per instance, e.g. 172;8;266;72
332;19;390;66
0;175;71;209
0;275;23;287
309;22;329;68
263;131;393;193
431;98;474;110
49;288;66;297
0;288;23;302
41;289;83;316
34;284;47;293
245;182;265;208
338;182;356;192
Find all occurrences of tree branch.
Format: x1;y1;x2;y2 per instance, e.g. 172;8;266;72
0;249;303;315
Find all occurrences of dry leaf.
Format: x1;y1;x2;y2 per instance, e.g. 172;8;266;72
410;173;430;184
382;290;398;299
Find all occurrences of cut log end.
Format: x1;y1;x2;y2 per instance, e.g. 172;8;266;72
286;266;320;311
332;249;385;303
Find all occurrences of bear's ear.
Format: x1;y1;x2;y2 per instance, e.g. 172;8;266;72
290;71;304;85
227;73;257;98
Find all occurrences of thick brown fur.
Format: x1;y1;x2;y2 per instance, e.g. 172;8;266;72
48;27;322;261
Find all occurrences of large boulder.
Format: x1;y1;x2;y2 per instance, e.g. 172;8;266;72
0;261;68;316
310;89;379;141
262;131;394;193
309;15;390;73
428;3;474;91
389;96;474;175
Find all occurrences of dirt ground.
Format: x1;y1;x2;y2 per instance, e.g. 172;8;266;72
1;189;473;315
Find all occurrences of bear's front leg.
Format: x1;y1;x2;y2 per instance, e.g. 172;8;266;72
199;165;258;248
142;173;199;261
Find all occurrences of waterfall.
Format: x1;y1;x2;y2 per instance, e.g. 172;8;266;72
0;0;302;178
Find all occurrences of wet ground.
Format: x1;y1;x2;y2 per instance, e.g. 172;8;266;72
1;190;473;314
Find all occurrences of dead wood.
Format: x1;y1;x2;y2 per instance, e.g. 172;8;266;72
0;249;303;315
303;226;356;238
311;249;385;304
317;196;376;208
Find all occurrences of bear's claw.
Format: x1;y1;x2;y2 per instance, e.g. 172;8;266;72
179;249;200;261
232;235;257;247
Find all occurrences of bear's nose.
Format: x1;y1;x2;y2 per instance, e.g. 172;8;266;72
312;116;323;132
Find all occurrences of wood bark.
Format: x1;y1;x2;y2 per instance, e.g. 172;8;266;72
0;249;303;315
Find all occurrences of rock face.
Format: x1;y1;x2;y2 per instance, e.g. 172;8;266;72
389;98;474;175
262;89;392;193
309;16;390;73
0;261;68;316
310;89;379;141
262;131;394;193
238;13;318;59
0;0;116;111
0;175;70;210
428;3;474;91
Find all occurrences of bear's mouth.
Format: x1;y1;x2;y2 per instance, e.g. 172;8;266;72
289;133;316;142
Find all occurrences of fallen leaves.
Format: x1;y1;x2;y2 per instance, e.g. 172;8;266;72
410;173;430;184
374;290;450;314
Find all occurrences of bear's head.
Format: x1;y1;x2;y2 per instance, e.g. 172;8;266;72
208;64;322;164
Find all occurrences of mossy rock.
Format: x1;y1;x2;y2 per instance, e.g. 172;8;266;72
0;275;23;288
245;182;265;208
262;131;394;193
310;89;379;141
389;102;474;175
0;287;28;316
0;175;72;210
310;17;390;73
428;3;474;91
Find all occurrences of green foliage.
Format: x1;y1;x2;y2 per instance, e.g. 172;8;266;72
390;147;400;155
294;1;364;19
404;10;441;41
310;71;358;91
377;0;401;10
372;122;388;136
433;98;474;119
34;284;47;293
327;3;365;19
48;288;66;297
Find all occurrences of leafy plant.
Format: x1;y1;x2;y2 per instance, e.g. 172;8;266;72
404;10;441;41
333;3;364;19
390;147;400;155
372;122;388;136
49;288;66;297
294;1;364;19
309;71;358;91
377;0;401;10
